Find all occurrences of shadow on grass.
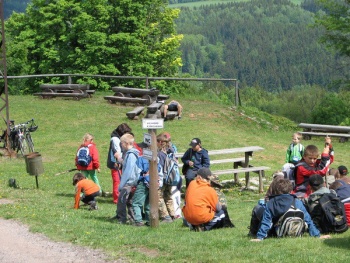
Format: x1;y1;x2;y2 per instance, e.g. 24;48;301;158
323;236;350;249
55;192;115;204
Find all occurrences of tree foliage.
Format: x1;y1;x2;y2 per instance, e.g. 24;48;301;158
5;0;183;92
175;0;349;91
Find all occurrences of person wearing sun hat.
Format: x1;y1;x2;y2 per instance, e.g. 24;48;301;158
181;138;210;188
182;167;226;231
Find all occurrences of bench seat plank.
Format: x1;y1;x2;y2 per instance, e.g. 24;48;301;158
299;131;350;138
104;96;149;104
34;92;87;97
126;106;145;119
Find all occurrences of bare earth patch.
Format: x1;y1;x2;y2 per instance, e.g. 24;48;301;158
0;199;126;263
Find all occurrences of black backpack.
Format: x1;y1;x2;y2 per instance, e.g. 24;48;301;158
275;198;306;237
318;193;348;234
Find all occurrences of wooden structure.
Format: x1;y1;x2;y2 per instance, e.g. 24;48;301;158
126;100;178;120
176;146;269;192
104;86;159;105
33;84;94;100
298;123;350;143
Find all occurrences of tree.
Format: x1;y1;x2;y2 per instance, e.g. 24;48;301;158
315;0;350;58
5;0;183;92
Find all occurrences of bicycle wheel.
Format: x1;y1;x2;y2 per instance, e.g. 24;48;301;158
26;134;35;152
19;137;30;156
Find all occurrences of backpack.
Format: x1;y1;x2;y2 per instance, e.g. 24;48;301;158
282;162;305;189
76;144;92;167
287;143;304;163
318;192;348;233
163;153;181;186
275;198;306;237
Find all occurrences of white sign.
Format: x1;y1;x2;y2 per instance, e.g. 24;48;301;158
142;118;164;129
143;133;151;145
142;148;153;161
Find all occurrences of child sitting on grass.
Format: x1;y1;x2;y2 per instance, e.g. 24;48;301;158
250;178;330;241
73;172;100;210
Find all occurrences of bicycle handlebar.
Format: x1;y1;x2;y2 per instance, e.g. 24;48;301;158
10;119;36;131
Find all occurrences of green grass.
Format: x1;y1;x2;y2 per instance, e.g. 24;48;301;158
1;92;350;262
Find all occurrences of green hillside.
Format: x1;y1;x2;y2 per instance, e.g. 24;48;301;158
1;93;350;262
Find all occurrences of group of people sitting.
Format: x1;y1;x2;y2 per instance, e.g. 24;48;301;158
248;134;350;241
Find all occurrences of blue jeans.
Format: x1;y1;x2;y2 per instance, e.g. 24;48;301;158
116;185;135;223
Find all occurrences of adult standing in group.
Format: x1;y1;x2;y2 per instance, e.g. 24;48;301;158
107;123;132;204
181;138;210;188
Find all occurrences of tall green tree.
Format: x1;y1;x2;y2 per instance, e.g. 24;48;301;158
315;0;350;58
5;0;183;92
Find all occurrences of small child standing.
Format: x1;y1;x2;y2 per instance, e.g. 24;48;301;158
114;133;140;224
75;133;102;192
285;132;304;165
73;173;100;210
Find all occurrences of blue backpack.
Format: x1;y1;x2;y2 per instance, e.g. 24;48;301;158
76;145;92;167
163;153;181;186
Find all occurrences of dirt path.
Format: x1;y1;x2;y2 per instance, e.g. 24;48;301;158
0;199;125;263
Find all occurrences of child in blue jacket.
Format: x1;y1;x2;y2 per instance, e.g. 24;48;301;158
250;178;330;241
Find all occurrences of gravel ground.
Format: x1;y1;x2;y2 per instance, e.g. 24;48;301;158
0;199;125;263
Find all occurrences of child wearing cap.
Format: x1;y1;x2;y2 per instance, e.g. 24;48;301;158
181;138;210;187
335;165;350;184
182;167;226;231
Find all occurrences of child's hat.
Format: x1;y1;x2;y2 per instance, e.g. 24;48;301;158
338;165;348;176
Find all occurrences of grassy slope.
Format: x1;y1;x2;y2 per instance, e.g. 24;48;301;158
1;93;350;262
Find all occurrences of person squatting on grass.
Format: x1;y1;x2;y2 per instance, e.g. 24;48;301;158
182;168;226;231
113;133;140;224
75;133;102;192
181;138;210;188
106;123;132;204
73;172;100;210
249;178;331;241
292;136;334;198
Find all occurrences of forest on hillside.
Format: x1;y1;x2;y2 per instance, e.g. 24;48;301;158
3;0;349;91
175;0;349;91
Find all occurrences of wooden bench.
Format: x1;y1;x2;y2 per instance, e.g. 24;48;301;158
126;106;145;120
157;94;170;100
104;96;149;105
298;123;350;143
33;84;94;100
176;146;269;192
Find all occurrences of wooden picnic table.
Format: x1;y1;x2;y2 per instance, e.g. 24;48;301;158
298;123;350;143
176;146;269;192
33;84;94;100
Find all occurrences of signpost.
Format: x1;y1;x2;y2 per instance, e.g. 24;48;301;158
142;118;164;228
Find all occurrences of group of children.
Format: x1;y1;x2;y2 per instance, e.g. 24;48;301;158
72;125;186;226
249;132;350;241
72;129;350;239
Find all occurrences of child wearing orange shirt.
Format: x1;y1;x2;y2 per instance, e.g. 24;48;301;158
73;173;100;210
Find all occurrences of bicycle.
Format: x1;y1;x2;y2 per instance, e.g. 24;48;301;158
2;119;38;156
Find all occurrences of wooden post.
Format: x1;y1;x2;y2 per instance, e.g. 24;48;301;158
149;129;159;227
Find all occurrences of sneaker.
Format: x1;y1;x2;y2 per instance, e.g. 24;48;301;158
161;216;173;223
145;221;150;226
178;116;182;120
194;225;204;232
88;201;98;210
134;222;145;227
